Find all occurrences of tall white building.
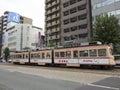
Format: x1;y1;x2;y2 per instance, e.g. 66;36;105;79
3;24;44;51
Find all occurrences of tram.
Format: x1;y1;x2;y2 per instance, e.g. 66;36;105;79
114;54;120;65
10;43;116;68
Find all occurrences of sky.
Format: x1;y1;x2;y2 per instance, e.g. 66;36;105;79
0;0;45;29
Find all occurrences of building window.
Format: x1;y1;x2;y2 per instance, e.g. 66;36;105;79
70;0;77;5
70;16;77;23
64;37;69;41
78;24;87;29
71;35;77;40
77;0;82;2
71;26;77;31
63;10;69;16
77;4;86;11
64;28;70;33
70;7;77;14
63;19;69;25
63;1;69;8
78;14;87;20
79;33;88;38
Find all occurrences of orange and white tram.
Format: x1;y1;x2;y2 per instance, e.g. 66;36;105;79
54;44;115;68
11;51;29;64
11;44;116;68
30;49;53;65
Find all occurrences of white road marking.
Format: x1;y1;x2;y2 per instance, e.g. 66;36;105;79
88;84;119;90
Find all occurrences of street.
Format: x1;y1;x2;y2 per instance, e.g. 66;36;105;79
0;64;120;90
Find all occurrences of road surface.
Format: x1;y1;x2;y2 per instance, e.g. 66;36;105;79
0;64;120;90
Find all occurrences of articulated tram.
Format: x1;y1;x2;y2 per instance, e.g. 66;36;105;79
10;44;116;69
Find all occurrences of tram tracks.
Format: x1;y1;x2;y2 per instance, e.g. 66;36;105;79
0;63;120;77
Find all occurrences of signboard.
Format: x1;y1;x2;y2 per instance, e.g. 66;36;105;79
38;32;41;47
7;12;20;23
79;59;109;65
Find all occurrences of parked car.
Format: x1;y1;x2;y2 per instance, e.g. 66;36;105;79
0;59;6;63
8;59;12;63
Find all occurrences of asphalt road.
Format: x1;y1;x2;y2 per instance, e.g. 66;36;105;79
0;65;120;90
0;69;83;90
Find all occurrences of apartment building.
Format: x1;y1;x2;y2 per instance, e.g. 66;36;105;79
45;0;61;46
45;0;92;46
61;0;92;45
92;0;120;23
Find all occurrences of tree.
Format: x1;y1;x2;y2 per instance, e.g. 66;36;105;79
49;41;55;47
93;14;120;54
3;47;10;61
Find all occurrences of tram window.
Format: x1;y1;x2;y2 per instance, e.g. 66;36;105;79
31;54;33;58
60;52;65;57
18;55;20;59
17;55;19;58
14;55;16;59
46;53;50;58
35;53;38;58
42;53;45;59
15;55;17;59
98;49;106;56
66;51;71;58
26;54;28;58
16;55;18;59
17;55;18;59
18;55;21;59
89;49;97;57
79;50;88;57
37;54;40;58
16;55;17;59
55;52;59;58
73;51;78;58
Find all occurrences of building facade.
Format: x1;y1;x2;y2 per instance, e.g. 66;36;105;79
45;0;92;47
92;0;120;23
45;0;61;46
61;0;92;46
0;11;33;56
4;24;44;51
2;11;33;31
0;16;3;57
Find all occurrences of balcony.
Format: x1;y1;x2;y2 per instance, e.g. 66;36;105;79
46;0;51;3
46;4;52;9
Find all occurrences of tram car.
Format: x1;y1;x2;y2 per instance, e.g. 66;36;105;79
54;44;115;68
11;51;29;64
30;49;53;65
11;43;116;68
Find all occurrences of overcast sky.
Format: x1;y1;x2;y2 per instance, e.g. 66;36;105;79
0;0;45;29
